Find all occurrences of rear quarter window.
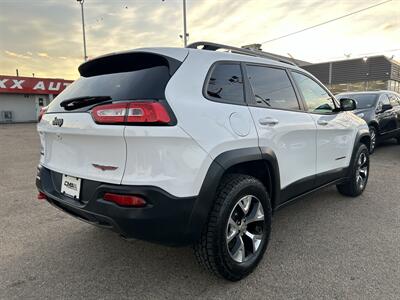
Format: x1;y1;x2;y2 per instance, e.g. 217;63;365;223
205;63;245;105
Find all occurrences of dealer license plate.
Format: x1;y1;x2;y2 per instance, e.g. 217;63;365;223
61;174;81;199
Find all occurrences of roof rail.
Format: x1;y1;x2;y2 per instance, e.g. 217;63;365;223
186;41;297;66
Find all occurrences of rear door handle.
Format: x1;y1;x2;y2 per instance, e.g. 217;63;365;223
259;117;279;126
317;119;329;126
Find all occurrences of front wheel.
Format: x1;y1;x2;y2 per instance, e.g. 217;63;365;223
369;126;377;154
337;144;369;197
193;174;271;281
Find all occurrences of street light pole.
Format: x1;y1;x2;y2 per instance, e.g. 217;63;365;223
77;0;88;61
182;0;187;47
162;0;188;47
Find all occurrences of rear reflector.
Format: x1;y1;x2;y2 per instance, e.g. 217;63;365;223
37;192;47;200
38;107;47;122
103;193;146;207
91;101;170;124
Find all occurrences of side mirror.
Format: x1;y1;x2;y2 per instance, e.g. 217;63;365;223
376;103;392;113
340;98;356;111
382;104;392;111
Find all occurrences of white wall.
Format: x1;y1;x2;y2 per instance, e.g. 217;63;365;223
0;93;49;123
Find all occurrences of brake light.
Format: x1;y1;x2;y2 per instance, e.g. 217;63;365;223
38;106;47;122
127;102;170;123
91;102;171;124
103;193;146;207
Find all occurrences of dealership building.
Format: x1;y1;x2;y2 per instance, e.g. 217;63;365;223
302;55;400;94
0;75;73;123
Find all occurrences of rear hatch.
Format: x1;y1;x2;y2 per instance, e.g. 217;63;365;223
38;50;186;186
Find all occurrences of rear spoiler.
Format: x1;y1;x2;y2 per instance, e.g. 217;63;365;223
78;51;183;77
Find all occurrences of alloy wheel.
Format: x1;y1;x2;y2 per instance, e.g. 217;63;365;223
356;152;368;190
226;195;265;263
370;128;376;152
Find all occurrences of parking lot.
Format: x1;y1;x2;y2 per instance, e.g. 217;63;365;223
0;123;399;299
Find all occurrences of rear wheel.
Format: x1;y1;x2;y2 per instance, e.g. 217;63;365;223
369;126;377;154
396;136;400;145
337;144;369;197
193;174;271;281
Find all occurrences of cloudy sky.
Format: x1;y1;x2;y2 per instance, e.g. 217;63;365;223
0;0;399;79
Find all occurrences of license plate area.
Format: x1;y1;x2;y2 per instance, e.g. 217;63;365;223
61;174;81;199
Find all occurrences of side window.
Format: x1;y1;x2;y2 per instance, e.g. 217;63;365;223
246;65;300;110
292;71;336;114
376;94;390;112
206;63;244;104
380;94;390;105
388;94;399;107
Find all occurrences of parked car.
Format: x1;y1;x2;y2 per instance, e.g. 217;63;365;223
36;42;370;281
336;91;400;153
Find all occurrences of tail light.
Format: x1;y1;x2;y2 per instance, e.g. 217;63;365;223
37;191;47;200
91;102;171;125
38;106;47;122
103;193;146;207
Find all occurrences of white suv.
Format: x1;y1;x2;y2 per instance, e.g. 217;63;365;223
36;42;370;281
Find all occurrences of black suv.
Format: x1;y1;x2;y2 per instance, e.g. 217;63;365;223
337;91;400;153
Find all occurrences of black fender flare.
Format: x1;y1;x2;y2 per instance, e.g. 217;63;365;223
346;130;370;177
368;120;380;135
184;147;280;243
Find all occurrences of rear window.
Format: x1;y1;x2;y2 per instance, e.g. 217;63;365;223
337;93;378;109
47;53;177;113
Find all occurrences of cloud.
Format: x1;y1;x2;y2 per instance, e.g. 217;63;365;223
37;52;50;58
4;50;31;59
0;0;398;78
382;23;396;31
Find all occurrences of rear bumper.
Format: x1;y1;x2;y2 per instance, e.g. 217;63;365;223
36;166;200;246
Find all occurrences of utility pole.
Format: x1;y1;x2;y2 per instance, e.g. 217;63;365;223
182;0;187;47
77;0;88;61
162;0;188;47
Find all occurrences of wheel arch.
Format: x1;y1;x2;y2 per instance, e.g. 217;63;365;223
368;121;379;134
359;132;371;151
347;130;370;177
185;147;280;243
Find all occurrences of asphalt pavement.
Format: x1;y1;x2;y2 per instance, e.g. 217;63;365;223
1;124;399;299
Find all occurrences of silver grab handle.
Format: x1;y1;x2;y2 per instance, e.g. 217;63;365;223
259;117;279;126
317;119;329;126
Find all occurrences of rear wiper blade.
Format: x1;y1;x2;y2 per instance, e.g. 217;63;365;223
60;96;112;111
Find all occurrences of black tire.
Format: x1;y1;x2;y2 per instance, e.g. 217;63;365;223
336;144;369;197
396;136;400;145
368;126;377;154
193;174;272;281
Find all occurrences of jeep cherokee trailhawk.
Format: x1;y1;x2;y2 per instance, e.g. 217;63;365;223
36;42;371;281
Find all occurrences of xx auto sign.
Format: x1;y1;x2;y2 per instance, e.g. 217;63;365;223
0;75;73;95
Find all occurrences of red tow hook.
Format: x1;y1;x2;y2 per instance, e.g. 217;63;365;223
37;192;47;200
